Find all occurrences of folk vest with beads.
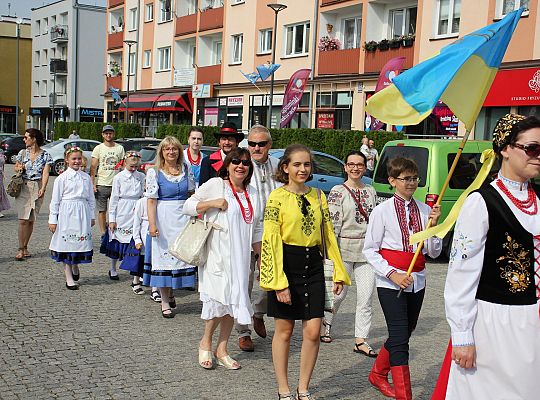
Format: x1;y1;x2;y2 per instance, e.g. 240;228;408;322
475;184;539;305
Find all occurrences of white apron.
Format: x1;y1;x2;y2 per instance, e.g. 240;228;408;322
49;198;93;252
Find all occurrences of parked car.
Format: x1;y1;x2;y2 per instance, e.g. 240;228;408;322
42;138;101;175
269;149;372;193
139;145;217;172
116;138;161;152
0;135;26;164
0;133;16;142
371;139;498;256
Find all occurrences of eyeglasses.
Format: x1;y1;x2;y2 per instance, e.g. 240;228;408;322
231;158;251;167
248;140;269;148
394;176;420;184
346;163;365;169
512;143;540;158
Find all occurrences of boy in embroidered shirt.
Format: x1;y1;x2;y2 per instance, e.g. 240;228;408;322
362;157;441;400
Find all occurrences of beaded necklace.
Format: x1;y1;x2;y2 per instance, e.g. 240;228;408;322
496;179;538;215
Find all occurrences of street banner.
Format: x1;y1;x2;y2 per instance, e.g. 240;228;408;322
367;57;405;131
280;68;311;128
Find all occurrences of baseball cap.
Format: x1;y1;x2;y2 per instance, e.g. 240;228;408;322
102;125;115;133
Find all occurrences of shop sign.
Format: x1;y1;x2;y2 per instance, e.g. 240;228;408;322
484;67;540;106
192;84;212;98
432;101;458;135
0;105;16;114
317;112;335;129
219;98;227;106
204;108;218;126
80;107;104;117
272;94;284;106
174;68;195;87
227;96;243;107
252;96;263;107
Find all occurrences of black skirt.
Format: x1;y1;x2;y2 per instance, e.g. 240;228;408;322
267;244;325;321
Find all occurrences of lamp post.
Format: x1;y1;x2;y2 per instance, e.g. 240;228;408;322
123;39;137;123
15;18;22;134
266;3;287;128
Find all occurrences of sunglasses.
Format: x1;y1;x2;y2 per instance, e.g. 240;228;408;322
512;143;540;158
231;158;251;167
248;140;269;148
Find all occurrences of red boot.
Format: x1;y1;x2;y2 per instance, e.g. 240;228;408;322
368;346;396;398
390;365;412;400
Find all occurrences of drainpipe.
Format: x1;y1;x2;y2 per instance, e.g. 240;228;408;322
135;0;140;92
74;0;80;121
308;0;319;129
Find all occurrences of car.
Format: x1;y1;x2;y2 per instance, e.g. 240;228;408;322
371;139;498;256
0;133;16;142
0;135;26;164
139;145;218;172
116;138;161;152
42;138;101;175
269;149;372;193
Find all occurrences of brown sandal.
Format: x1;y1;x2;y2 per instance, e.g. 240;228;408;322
23;246;31;258
15;248;25;261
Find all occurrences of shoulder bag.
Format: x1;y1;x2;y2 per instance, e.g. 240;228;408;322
317;189;335;313
341;184;369;222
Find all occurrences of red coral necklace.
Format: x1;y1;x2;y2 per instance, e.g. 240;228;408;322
496;179;538;215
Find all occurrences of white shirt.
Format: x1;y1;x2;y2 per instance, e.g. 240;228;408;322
108;169;145;222
445;176;540;346
132;197;149;246
363;195;442;292
48;167;95;224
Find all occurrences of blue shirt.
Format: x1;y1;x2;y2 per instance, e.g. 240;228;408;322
16;149;53;181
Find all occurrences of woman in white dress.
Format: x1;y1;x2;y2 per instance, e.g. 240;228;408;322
183;148;263;371
48;146;95;289
438;114;540;400
143;136;196;318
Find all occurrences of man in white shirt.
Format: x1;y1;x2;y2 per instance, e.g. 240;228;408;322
183;127;205;187
68;130;80;139
236;124;281;352
365;139;379;177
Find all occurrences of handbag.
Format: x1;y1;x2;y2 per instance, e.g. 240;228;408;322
7;173;23;198
317;189;335;313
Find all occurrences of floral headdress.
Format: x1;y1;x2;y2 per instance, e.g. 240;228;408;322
125;151;142;159
64;146;82;156
492;113;527;153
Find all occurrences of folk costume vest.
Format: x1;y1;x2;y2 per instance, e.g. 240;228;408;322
476;184;539;305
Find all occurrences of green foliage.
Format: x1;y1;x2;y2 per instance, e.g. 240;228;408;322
54;122;142;141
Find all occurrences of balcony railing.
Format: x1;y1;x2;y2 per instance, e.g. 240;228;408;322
50;25;68;42
197;64;221;84
50;58;68;74
318;48;361;75
108;31;124;50
321;0;352;6
175;13;197;36
49;93;67;107
107;75;122;90
199;6;224;32
108;0;124;8
364;43;415;73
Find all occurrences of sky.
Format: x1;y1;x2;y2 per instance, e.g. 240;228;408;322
1;0;107;19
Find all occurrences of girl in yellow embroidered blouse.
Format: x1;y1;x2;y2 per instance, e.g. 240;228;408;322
260;144;350;400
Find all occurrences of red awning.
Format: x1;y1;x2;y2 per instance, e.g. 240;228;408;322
119;92;193;113
483;67;540;107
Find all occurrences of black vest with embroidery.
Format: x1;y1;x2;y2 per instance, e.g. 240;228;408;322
475;184;538;305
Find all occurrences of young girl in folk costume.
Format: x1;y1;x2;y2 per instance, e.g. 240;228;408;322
363;157;441;400
48;147;95;290
101;151;145;280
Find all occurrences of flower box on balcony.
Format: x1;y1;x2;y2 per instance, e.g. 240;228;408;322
378;39;389;51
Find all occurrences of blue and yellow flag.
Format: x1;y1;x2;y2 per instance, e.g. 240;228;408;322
366;8;523;131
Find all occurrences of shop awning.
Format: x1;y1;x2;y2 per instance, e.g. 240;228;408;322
119;92;193;113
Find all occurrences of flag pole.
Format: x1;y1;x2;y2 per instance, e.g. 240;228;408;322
397;129;471;298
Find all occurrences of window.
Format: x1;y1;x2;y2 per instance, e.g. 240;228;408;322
143;50;152;68
34;51;40;66
128;52;136;75
188;45;196;67
498;0;529;17
60;12;68;25
213;41;222;64
258;29;272;53
41;80;47;97
313;154;345;178
343;17;362;49
35;20;40;36
231;34;243;64
50;47;56;59
285;22;310;56
202;0;223;8
231;0;245;4
157;46;171;71
159;0;172;23
145;3;154;22
43;17;48;34
389;7;416;38
42;49;48;66
34;81;40;97
129;8;138;31
51;15;56;26
436;0;460;36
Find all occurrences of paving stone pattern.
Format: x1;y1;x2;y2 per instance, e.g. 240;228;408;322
0;165;449;399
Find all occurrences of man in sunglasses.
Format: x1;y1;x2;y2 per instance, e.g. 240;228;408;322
235;124;282;352
199;121;243;186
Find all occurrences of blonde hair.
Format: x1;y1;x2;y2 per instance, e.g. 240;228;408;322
155;136;184;171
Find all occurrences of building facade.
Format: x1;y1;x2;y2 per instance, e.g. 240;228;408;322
103;0;540;139
31;0;106;137
0;16;32;134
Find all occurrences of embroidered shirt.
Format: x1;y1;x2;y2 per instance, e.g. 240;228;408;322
251;155;281;223
48;167;95;224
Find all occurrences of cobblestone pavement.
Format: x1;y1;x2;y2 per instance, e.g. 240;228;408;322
0;165;449;399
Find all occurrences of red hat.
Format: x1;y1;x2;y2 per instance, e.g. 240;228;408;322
214;121;243;142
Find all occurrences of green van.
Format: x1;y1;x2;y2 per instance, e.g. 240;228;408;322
371;139;498;255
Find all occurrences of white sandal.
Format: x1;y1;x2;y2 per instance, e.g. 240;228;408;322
216;354;241;370
198;348;214;370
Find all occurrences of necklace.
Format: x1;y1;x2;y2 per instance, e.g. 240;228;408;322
229;180;253;224
187;149;201;166
496;179;538;215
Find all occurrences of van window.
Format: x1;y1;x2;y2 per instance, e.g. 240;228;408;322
447;153;500;189
374;146;428;187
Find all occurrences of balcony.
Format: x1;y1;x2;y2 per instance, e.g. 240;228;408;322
49;93;67;107
321;0;352;6
107;75;122;90
197;65;221;84
50;58;68;74
199;6;223;32
364;42;415;73
318;48;360;75
50;25;68;43
108;0;124;8
108;31;124;50
175;13;197;36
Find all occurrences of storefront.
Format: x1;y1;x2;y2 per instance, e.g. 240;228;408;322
0;105;16;133
79;107;104;122
196;96;244;129
249;93;310;129
315;91;353;130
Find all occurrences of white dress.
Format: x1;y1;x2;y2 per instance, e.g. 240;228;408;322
444;177;540;400
108;169;145;243
49;168;95;253
183;177;264;325
132;197;149;252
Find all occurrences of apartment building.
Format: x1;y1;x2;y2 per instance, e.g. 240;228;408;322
103;0;539;138
0;16;32;134
31;0;106;136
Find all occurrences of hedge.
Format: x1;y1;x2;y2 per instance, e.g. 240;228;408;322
157;125;404;160
54;122;142;141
